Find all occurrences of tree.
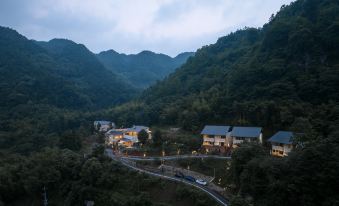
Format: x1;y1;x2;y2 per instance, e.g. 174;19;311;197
152;129;162;146
59;131;82;151
138;129;148;145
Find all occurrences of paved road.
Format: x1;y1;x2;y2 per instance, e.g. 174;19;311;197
106;149;229;206
121;154;231;161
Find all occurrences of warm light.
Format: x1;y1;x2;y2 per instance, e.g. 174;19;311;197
143;153;146;157
162;150;165;157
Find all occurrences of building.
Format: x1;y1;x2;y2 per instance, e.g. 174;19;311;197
94;121;115;132
201;125;231;153
125;125;152;139
231;126;263;147
267;131;294;157
118;137;136;147
105;130;124;145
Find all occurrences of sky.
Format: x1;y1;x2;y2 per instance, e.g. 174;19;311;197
0;0;294;56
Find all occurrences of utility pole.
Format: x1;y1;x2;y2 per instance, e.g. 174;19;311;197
42;186;48;206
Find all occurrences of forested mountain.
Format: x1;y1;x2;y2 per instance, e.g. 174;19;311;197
97;50;194;88
111;0;339;139
0;27;138;153
0;28;137;110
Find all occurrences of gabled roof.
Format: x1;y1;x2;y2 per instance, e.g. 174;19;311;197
126;125;149;133
201;125;230;135
231;126;262;138
268;131;294;144
106;130;123;136
94;121;111;125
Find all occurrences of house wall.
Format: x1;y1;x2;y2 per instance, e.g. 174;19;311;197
202;133;232;153
271;143;293;157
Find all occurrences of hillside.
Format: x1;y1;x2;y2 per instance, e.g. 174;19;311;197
0;28;137;111
0;27;138;152
111;0;339;138
97;50;194;88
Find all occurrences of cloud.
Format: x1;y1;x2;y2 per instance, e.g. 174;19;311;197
0;0;294;56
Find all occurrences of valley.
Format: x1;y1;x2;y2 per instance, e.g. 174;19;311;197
1;0;339;205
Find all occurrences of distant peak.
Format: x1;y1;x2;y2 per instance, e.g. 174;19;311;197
99;49;120;55
138;50;156;55
48;38;76;45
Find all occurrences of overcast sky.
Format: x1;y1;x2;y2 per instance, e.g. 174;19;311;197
0;0;294;56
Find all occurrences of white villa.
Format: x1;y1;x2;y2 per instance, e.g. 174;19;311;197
267;131;294;157
230;126;263;147
105;125;151;148
201;125;231;153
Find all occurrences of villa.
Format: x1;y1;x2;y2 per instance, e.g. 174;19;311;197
230;126;263;147
267;131;294;157
201;125;231;153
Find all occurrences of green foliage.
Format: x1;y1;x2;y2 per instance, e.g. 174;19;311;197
109;0;339;139
0;148;217;206
59;130;82;151
229;196;250;206
230;143;268;186
152;129;163;146
229;136;339;206
138;129;149;145
97;50;194;88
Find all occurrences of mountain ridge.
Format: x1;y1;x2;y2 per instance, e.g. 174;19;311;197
96;49;194;88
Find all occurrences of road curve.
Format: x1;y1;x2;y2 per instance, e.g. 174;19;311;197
122;154;231;161
106;150;228;206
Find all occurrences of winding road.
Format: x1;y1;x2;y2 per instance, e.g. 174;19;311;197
105;149;229;206
121;154;231;161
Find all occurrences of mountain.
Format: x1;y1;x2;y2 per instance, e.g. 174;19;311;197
0;27;138;152
111;0;339;138
0;28;137;111
96;50;194;88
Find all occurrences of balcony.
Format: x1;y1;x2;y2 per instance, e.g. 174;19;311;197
233;139;244;145
203;141;213;146
203;137;215;142
272;145;284;151
214;137;226;142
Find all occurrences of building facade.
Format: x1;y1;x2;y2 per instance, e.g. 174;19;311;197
268;131;294;157
201;125;231;153
230;127;263;147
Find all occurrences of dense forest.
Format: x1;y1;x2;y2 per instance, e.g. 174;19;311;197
1;0;339;205
106;0;339;205
0;27;140;153
97;50;194;88
110;0;339;140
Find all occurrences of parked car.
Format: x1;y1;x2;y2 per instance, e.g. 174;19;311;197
195;179;207;186
174;171;184;178
184;176;196;182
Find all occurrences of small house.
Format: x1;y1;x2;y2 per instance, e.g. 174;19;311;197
201;125;231;153
105;130;124;145
231;126;263;147
94;121;115;132
125;125;152;139
118;137;134;148
267;131;294;157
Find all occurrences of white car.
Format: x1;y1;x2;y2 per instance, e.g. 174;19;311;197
195;179;207;186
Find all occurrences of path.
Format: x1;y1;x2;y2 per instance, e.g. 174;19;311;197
106;149;229;206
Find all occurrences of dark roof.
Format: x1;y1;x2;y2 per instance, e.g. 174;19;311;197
126;125;149;133
268;131;294;144
94;121;111;125
201;125;230;135
106;130;123;136
231;127;262;138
